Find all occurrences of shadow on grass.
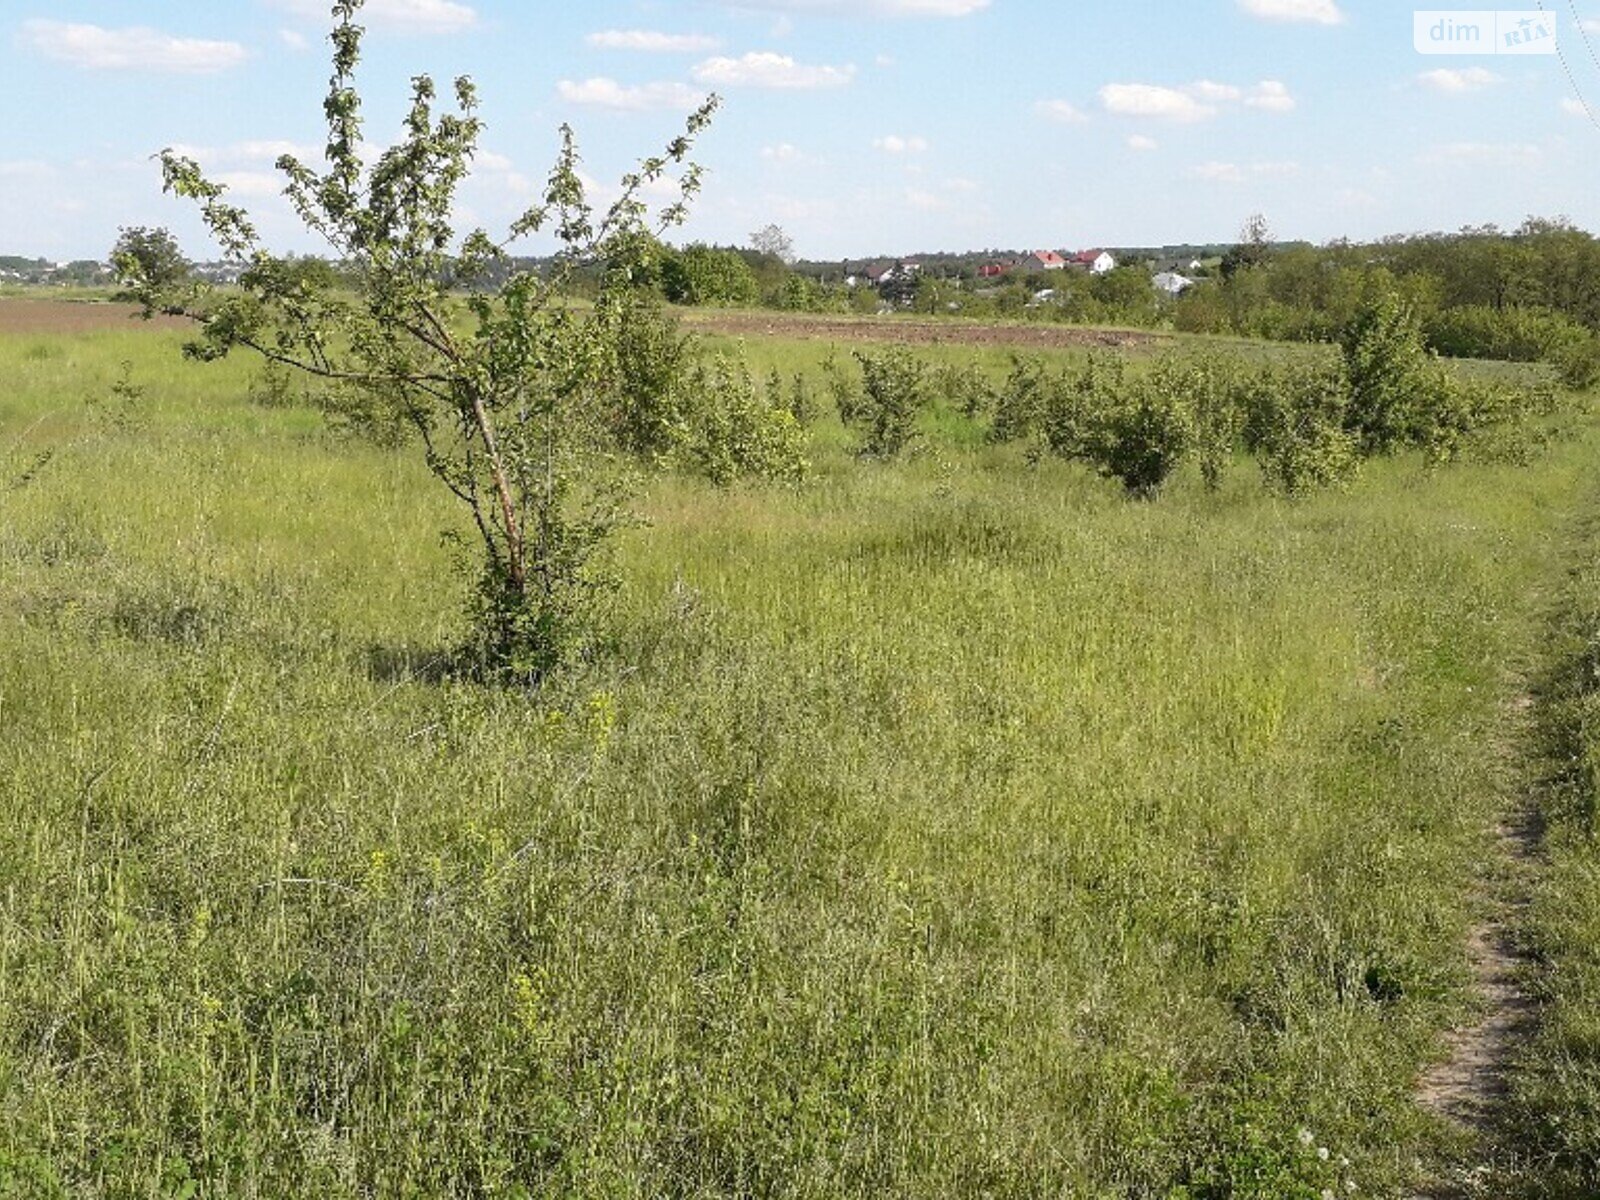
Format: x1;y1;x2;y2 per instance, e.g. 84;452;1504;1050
363;643;462;686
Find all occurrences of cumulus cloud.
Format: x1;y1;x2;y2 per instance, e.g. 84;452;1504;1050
1036;100;1089;124
20;21;247;73
167;140;322;166
272;0;477;34
1128;134;1159;151
1190;161;1246;184
1237;0;1345;25
1245;80;1296;110
1099;79;1296;121
586;30;722;52
1187;160;1300;183
213;171;286;199
1188;80;1243;102
692;52;855;89
761;142;807;163
556;77;706;112
1423;142;1543;167
1099;83;1216;123
873;134;929;154
1418;67;1503;93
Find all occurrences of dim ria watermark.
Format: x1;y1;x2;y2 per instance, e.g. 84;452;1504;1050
1415;10;1557;54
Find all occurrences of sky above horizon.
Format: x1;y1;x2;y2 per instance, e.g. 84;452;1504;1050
4;0;1600;263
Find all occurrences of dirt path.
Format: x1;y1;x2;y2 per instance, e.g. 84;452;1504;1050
1412;696;1542;1195
681;310;1163;352
0;298;187;335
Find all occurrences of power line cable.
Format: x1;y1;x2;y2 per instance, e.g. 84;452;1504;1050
1538;0;1600;130
1565;0;1600;76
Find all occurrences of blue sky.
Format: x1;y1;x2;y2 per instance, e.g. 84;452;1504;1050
4;0;1599;261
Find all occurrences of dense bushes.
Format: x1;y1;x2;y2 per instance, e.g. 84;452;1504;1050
1424;305;1600;389
934;287;1570;497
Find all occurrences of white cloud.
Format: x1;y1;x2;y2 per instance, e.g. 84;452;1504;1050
1424;141;1544;167
1188;160;1300;183
1246;80;1296;111
272;0;477;34
586;30;722;53
20;21;247;73
1099;83;1216;123
761;142;806;163
556;77;706;112
873;134;929;154
1189;80;1243;102
1036;100;1089;124
279;28;309;50
692;52;855;89
0;160;57;180
214;171;286;199
1562;97;1593;118
1237;0;1345;25
1418;67;1502;93
1099;79;1295;121
168;140;321;167
905;187;948;211
1190;162;1246;183
1128;134;1159;151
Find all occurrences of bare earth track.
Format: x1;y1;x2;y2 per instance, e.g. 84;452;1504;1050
681;309;1162;351
1412;694;1542;1197
0;299;187;335
0;299;1162;352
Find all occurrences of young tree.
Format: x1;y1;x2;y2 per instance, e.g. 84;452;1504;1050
123;0;717;682
1221;212;1273;280
109;226;191;307
749;223;795;264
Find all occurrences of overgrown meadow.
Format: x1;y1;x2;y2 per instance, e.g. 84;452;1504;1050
2;309;1597;1196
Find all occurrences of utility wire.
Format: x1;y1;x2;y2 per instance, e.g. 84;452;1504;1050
1567;0;1600;74
1539;0;1600;131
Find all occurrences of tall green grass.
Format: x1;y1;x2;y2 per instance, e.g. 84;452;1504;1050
1505;498;1600;1198
0;320;1593;1196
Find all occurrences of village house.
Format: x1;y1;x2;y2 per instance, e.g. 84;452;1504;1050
1152;271;1194;296
1070;249;1117;275
1017;250;1068;272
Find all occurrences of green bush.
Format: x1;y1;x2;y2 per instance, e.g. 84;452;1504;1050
850;348;929;459
1038;351;1124;462
928;361;994;421
1080;359;1191;498
989;356;1051;444
660;244;760;307
1247;362;1361;496
605;290;696;462
1341;289;1434;454
683;356;810;486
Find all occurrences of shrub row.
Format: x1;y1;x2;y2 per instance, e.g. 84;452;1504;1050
822;291;1571;498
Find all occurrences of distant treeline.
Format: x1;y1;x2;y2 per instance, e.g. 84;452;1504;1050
658;219;1600;385
1170;218;1600;385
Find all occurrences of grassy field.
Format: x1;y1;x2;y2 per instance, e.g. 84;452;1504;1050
1;307;1597;1196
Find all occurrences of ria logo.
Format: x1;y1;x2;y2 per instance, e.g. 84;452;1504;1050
1414;10;1558;55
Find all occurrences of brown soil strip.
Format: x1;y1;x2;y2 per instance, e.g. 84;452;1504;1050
1412;695;1542;1195
681;310;1163;352
0;299;188;336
